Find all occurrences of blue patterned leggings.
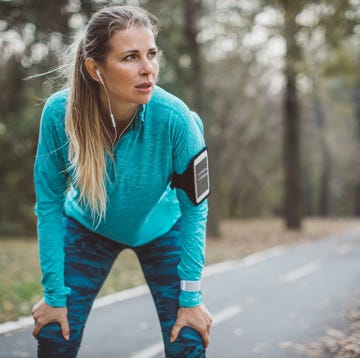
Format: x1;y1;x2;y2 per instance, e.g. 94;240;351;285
37;216;205;357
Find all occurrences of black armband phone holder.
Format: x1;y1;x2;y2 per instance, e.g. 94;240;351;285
171;148;210;205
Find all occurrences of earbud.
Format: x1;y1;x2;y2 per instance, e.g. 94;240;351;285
96;69;105;85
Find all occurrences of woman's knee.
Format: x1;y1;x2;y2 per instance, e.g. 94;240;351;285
165;326;206;358
37;322;83;358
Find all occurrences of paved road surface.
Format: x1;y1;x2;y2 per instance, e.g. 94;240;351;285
1;227;359;357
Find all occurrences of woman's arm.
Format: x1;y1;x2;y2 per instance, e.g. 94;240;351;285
34;92;71;307
171;110;208;307
170;110;212;345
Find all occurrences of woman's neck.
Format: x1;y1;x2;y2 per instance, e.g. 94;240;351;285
99;91;139;125
111;102;139;125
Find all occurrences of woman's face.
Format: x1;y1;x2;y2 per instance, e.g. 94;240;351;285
99;26;159;109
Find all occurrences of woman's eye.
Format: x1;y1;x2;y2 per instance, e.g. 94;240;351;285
124;54;137;61
148;51;158;59
123;50;160;62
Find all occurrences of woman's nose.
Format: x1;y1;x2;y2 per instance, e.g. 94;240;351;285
139;58;155;75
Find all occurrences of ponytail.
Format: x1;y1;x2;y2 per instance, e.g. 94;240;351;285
65;38;113;224
64;5;158;223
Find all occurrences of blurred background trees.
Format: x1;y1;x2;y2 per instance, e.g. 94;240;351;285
0;0;359;236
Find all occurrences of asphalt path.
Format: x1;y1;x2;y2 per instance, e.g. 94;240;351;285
1;227;359;357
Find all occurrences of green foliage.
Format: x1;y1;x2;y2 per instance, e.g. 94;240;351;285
0;237;42;321
144;0;191;102
0;239;144;322
0;0;359;235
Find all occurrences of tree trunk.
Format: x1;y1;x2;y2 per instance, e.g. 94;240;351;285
313;94;331;216
281;1;303;229
183;0;220;237
303;165;314;216
184;0;204;113
353;85;360;215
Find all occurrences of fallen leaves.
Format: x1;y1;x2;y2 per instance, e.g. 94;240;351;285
279;299;360;357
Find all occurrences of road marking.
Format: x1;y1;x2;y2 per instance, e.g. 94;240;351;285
202;260;241;277
0;317;34;336
130;305;243;358
242;246;285;267
203;245;286;277
130;342;164;358
93;285;149;309
335;243;353;256
0;244;285;335
280;261;320;283
212;305;243;325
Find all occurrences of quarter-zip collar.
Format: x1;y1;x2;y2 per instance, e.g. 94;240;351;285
132;103;146;130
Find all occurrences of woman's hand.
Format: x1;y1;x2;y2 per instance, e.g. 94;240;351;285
32;297;70;340
170;303;212;348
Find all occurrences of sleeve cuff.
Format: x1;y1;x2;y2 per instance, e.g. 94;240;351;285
179;290;202;307
44;286;71;307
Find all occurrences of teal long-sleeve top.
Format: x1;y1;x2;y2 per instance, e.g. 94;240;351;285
34;85;208;308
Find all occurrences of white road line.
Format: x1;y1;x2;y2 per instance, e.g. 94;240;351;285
0;244;285;335
202;260;240;277
130;342;163;358
242;246;285;267
130;305;243;358
202;245;286;277
93;285;149;309
0;317;34;336
280;261;320;283
212;305;243;325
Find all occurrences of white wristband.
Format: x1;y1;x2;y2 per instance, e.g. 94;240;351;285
180;280;201;292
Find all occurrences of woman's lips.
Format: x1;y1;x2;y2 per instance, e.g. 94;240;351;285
135;81;153;93
135;81;153;88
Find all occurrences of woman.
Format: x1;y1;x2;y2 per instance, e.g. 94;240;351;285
32;5;212;358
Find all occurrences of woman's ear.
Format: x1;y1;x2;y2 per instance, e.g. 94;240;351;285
84;58;101;83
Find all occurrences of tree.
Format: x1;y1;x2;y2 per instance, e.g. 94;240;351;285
0;0;71;233
279;0;305;229
182;0;220;237
183;0;204;113
259;0;360;226
1;0;359;236
256;0;308;229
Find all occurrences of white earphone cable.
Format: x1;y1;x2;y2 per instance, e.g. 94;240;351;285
97;70;138;145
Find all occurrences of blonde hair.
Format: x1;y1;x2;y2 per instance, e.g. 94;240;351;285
65;6;158;222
